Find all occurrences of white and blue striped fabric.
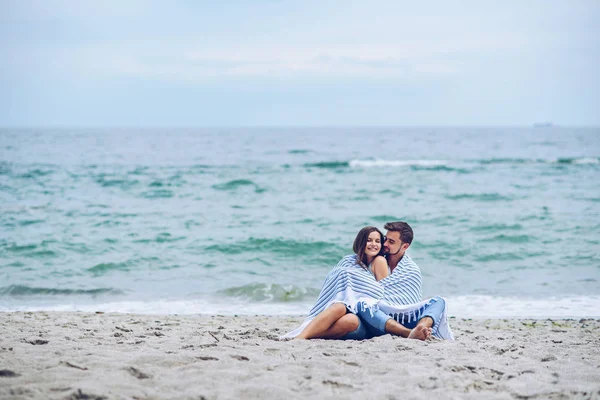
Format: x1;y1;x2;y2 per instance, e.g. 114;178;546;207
282;255;383;339
380;254;423;305
282;254;454;340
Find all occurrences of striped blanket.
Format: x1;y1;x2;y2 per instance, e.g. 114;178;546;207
282;254;454;340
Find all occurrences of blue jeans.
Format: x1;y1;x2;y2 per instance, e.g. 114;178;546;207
340;297;446;339
338;303;372;340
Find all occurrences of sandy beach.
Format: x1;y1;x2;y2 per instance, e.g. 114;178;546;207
0;312;599;400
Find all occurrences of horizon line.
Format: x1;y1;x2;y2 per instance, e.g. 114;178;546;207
1;124;599;130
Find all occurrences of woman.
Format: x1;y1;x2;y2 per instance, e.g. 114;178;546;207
283;226;454;341
284;226;388;340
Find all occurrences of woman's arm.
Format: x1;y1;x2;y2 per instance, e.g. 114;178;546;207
372;256;389;281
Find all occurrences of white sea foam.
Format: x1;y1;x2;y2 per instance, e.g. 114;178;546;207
444;295;600;319
570;157;600;164
0;298;311;316
2;295;599;318
544;157;600;164
348;157;599;167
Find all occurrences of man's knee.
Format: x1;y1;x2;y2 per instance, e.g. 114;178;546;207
418;297;445;327
434;296;446;308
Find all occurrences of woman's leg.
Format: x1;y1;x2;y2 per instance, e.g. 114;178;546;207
319;314;363;339
296;303;349;339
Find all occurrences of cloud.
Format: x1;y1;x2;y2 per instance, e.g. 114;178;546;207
1;0;598;125
2;1;552;83
1;0;148;21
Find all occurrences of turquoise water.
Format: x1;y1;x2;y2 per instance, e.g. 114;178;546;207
1;127;599;317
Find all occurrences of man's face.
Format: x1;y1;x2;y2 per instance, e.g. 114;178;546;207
383;231;404;256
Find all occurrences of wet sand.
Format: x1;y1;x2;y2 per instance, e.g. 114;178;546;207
1;312;599;399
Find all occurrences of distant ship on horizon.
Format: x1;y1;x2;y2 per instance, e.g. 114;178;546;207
533;122;555;128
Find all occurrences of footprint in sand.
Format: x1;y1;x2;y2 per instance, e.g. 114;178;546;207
67;389;107;400
26;339;49;345
263;348;280;356
125;367;151;380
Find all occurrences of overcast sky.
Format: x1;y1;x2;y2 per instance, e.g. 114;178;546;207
1;0;598;126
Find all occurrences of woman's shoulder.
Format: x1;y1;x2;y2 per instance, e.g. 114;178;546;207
371;256;388;272
372;255;387;265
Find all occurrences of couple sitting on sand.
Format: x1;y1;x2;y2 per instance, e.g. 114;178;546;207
283;222;454;341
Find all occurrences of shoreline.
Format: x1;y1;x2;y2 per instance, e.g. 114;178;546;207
3;295;600;319
1;312;599;399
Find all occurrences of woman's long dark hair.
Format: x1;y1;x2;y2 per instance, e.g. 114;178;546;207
353;226;384;269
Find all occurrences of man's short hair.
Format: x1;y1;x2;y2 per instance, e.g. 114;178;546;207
384;221;414;244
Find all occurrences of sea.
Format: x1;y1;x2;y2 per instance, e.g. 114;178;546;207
1;127;599;318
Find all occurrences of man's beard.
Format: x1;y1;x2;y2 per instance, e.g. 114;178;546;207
385;247;402;256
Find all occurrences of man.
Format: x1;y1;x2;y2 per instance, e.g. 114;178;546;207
297;221;447;340
356;221;447;340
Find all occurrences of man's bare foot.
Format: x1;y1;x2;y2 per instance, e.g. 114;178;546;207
408;325;430;341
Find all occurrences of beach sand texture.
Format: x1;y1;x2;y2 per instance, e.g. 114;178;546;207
1;312;599;400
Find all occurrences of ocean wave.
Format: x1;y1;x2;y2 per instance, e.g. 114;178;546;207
87;262;131;276
1;241;60;259
86;257;161;276
211;179;265;193
480;234;532;244
556;157;600;164
204;238;344;264
306;157;600;170
94;174;140;189
16;168;55;179
133;233;187;244
411;240;456;250
0;284;124;297
477;157;600;165
303;161;350;169
469;223;523;232
474;252;531;262
218;283;320;302
350;159;446;168
445;193;513;202
139;189;174;199
477;158;536;165
370;215;400;223
18;219;45;227
0;162;11;175
288;149;312;154
416;165;471;173
148;179;183;188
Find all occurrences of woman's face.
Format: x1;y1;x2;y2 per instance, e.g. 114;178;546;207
364;231;382;259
